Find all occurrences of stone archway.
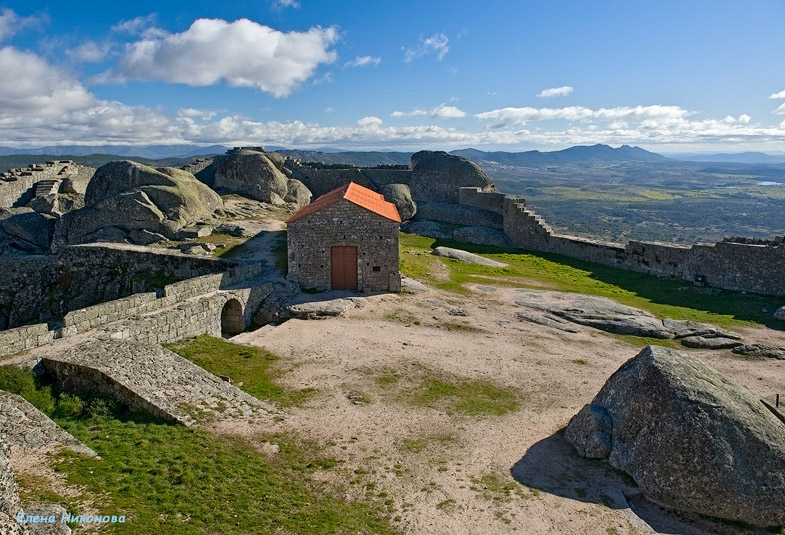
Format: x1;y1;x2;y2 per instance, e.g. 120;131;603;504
221;298;245;337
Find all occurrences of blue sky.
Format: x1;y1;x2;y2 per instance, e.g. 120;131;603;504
1;1;784;153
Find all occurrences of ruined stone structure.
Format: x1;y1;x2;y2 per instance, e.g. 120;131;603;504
286;182;402;292
0;161;84;208
458;187;785;296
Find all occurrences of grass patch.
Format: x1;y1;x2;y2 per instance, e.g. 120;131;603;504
408;377;519;417
4;367;395;535
164;335;316;408
195;233;251;259
385;308;419;325
469;473;528;502
400;435;456;454
399;232;785;329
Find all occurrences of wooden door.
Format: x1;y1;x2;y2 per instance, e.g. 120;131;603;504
331;246;358;290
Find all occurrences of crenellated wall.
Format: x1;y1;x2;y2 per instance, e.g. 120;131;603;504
457;187;785;296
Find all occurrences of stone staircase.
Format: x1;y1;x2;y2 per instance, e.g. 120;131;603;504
519;205;554;235
33;179;61;197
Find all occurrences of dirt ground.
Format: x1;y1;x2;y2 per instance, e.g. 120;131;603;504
227;282;785;535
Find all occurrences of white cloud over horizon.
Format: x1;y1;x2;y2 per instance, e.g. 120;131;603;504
769;90;785;99
105;18;338;97
404;33;449;62
536;85;573;98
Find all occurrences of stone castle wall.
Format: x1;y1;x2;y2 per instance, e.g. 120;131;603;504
0;245;235;329
289;164;411;197
452;188;785;296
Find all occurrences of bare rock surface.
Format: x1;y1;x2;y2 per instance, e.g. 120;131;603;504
774;306;785;321
55;161;222;247
409;151;496;203
287;298;358;318
514;290;672;339
213;148;289;202
401;276;429;293
433;246;506;267
40;340;278;426
566;345;785;527
401;220;452;239
0;392;95;457
283;178;312;209
380;183;416;220
452;226;512;248
732;343;785;360
680;335;744;349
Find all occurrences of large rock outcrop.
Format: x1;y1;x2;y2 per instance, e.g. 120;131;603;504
565;345;785;527
213;148;290;202
54;161;222;247
380;183;416;220
409;151;496;203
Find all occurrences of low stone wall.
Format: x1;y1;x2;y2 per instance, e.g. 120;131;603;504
0;324;53;358
458;187;511;215
0;161;78;208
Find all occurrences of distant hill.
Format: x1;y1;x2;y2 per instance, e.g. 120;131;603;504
451;144;669;167
0;144;228;159
0;153;202;173
669;152;785;165
277;150;413;167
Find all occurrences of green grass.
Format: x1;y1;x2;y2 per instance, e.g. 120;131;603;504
408;377;519;417
399;232;785;329
164;335;316;407
1;363;396;535
195;234;251;259
400;435;456;454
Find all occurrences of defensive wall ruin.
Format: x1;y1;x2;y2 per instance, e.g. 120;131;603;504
0;259;270;358
0;160;84;208
459;187;785;296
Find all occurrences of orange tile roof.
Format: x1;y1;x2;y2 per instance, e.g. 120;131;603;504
287;182;401;223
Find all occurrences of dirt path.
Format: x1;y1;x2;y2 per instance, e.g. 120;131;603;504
232;284;785;535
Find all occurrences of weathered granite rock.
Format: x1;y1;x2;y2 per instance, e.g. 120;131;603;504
213;148;289;202
662;319;741;340
415;201;503;229
283;179;312;208
426;298;468;316
380;184;416;220
564;403;612;458
732;344;785;360
401;220;452;239
452;226;512;248
0;209;55;251
433;246;506;267
21;504;70;534
401;277;429;293
127;229;167;245
515;311;580;333
566;345;785;527
514;290;673;339
409;151;495;203
680;335;743;349
774;306;785;321
56;162;222;247
287;298;357;318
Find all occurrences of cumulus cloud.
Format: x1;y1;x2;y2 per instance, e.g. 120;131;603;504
773;103;785;115
357;116;383;128
769;90;785;99
108;18;338;97
431;104;466;119
739;114;751;123
0;9;46;42
404;33;449;62
391;109;428;118
343;55;381;68
112;15;165;39
536;86;573;98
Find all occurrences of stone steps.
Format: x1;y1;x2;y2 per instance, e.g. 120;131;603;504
33;179;61;197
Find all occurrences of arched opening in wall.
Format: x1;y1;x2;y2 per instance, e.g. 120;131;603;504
221;299;245;337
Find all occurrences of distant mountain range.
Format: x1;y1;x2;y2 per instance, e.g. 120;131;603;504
0;144;229;159
1;142;784;169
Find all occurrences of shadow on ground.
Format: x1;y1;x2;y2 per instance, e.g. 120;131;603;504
510;430;766;535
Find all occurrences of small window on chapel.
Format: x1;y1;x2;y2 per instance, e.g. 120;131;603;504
372;266;381;272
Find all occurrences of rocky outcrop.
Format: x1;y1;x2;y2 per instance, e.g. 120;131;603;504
284;179;312;208
380;184;416;220
409;151;495;203
213;148;290;202
54;162;222;247
0;209;55;254
401;220;452;239
452;226;512;248
732;344;785;360
565;345;785;527
433;246;506;267
774;306;785;321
